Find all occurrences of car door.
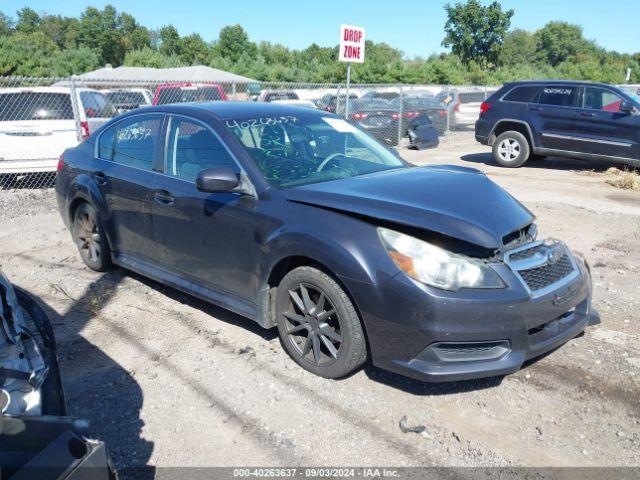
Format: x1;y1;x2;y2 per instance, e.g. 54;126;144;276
150;114;258;302
532;85;581;151
573;86;639;159
94;113;164;262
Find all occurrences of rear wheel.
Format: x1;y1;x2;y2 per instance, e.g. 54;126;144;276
275;266;367;379
493;131;530;168
72;203;111;272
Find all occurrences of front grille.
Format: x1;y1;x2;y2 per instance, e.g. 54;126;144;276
519;253;574;291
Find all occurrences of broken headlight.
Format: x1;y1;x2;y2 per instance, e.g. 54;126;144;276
378;228;505;291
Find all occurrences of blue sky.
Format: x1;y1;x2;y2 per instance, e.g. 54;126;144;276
3;0;639;58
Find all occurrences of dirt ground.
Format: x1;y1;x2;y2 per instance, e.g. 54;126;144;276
0;131;638;475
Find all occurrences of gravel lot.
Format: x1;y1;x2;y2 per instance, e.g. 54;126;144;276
0;131;638;475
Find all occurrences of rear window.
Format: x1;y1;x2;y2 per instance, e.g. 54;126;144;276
264;92;299;102
156;86;223;105
80;91;117;118
106;91;146;105
0;92;74;121
503;86;540;103
458;92;486;103
538;87;580;107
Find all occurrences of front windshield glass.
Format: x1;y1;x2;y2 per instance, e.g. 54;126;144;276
225;114;405;188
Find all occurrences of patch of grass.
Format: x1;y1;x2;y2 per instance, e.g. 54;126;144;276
605;167;640;191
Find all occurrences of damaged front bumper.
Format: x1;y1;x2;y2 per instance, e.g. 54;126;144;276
343;242;599;383
1;271;117;479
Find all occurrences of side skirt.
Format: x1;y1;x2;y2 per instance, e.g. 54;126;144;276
112;253;260;324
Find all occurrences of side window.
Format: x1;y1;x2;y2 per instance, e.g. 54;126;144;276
106;115;162;170
503;86;540;103
583;87;624;112
538;87;580;107
165;117;238;182
98;124;116;160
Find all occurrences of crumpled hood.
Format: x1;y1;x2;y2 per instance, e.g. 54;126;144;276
284;165;534;250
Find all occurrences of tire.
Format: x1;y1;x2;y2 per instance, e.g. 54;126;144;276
492;131;530;167
275;266;367;379
72;203;112;272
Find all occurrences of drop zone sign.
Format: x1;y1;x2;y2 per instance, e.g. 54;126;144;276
339;24;366;63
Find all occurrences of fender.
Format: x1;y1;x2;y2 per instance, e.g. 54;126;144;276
66;174;114;251
488;119;537;147
253;222;397;328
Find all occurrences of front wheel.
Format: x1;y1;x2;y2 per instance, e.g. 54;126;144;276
275;267;367;379
492;131;530;167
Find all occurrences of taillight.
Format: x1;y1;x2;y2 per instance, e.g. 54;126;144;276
80;121;90;140
391;113;400;120
403;111;420;118
453;101;461;112
480;102;492;115
57;154;64;173
351;113;368;120
438;110;447;117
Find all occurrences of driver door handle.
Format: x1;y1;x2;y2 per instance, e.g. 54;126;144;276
154;190;174;205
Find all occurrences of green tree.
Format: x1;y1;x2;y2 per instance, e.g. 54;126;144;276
179;33;211;64
124;47;184;68
500;29;537;66
159;25;181;56
215;25;257;63
442;0;514;67
0;11;14;37
16;7;41;35
534;21;595;67
77;6;125;66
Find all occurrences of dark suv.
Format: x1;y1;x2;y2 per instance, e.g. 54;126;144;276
475;81;640;168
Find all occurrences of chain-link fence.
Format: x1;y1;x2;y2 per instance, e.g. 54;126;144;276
1;75;637;190
0;75;503;189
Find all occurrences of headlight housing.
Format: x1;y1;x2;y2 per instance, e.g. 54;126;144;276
378;228;505;291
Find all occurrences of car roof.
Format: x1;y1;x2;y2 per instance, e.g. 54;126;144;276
135;101;331;120
504;80;621;89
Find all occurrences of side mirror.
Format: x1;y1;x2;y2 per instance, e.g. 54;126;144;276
619;101;635;114
196;167;240;193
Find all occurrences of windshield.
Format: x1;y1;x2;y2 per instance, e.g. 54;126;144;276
0;92;74;121
226;114;405;188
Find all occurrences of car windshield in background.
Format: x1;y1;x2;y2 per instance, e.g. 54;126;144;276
80;91;117;118
106;91;146;105
156;86;222;105
226;115;405;188
0;92;74;121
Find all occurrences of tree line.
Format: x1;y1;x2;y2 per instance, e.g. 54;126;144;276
0;1;638;85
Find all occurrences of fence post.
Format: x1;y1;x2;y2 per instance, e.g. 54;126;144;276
445;85;451;135
69;75;82;142
336;83;341;115
232;82;237;100
397;85;404;147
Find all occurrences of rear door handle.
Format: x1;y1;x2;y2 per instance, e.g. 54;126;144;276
154;190;174;205
578;111;595;117
528;105;541;111
94;171;108;186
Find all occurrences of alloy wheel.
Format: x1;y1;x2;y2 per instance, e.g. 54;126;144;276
283;283;343;366
497;138;521;162
76;212;101;264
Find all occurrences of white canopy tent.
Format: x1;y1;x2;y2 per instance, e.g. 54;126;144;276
73;65;257;85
